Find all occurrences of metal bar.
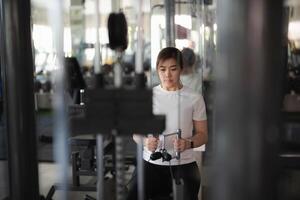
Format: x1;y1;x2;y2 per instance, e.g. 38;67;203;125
96;134;104;200
135;0;144;74
0;0;40;199
163;131;179;137
72;152;80;186
212;0;284;200
172;179;184;200
47;0;70;200
53;184;96;192
45;186;56;200
76;171;97;176
94;0;102;74
200;0;207;69
137;135;144;200
175;129;181;160
196;0;204;93
164;0;176;47
114;60;123;88
111;0;121;12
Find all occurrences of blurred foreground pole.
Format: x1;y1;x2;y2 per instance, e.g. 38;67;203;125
165;0;175;47
47;0;70;200
0;0;40;199
212;0;285;200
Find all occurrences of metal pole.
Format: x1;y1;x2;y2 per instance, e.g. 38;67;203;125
195;0;204;94
47;0;70;199
94;0;102;74
96;134;104;200
135;0;144;74
0;0;40;199
165;0;175;47
200;0;206;70
212;0;284;200
137;136;144;200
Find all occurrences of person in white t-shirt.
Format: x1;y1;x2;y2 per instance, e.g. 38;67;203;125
181;47;202;94
181;47;206;200
126;47;208;200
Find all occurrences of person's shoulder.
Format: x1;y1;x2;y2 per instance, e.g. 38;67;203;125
182;85;199;95
152;85;164;95
152;85;161;92
182;85;203;99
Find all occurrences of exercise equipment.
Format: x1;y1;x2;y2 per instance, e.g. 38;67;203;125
107;12;128;51
150;129;182;162
150;149;172;162
59;8;165;200
65;57;86;104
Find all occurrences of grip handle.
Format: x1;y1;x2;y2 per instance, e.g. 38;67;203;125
175;129;181;160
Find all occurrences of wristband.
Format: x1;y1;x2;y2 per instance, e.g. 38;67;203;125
190;140;194;148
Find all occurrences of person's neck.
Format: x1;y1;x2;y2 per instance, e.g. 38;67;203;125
161;83;183;91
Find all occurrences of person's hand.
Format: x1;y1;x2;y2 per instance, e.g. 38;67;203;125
144;135;159;152
173;138;188;152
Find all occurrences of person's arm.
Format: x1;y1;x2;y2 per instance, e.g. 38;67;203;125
133;134;159;152
188;120;208;148
174;120;208;152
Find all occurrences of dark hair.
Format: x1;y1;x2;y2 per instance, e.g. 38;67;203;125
181;48;195;68
156;47;183;69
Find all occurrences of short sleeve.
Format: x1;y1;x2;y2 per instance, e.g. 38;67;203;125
193;95;207;121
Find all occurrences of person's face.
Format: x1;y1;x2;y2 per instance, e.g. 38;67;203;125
157;58;182;90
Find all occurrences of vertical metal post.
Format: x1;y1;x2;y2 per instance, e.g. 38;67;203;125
114;55;123;88
47;0;69;200
70;0;85;63
135;0;144;74
212;0;284;200
165;0;175;47
200;0;207;70
137;136;144;200
111;0;121;12
94;0;102;74
96;134;104;200
172;179;184;200
0;0;40;199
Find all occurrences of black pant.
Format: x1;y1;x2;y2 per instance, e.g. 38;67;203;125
126;161;200;200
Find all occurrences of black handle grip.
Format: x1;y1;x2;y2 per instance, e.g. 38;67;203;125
150;152;162;161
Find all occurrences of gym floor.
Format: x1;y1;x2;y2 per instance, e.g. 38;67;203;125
38;162;206;200
38;162;134;200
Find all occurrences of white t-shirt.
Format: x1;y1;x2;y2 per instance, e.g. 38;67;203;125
143;85;207;166
180;73;202;95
